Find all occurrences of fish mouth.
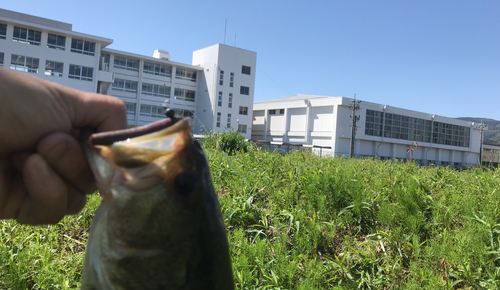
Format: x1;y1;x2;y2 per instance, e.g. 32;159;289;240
82;118;195;201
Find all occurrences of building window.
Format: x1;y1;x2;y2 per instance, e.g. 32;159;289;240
269;109;284;115
241;65;251;75
10;54;39;73
0;52;3;66
100;54;110;71
239;106;248;115
142;83;170;98
230;72;234;87
69;64;93;81
114;56;139;71
175;68;196;82
238;124;247;134
219;70;224;85
216;112;221;128
71;39;96;56
432;122;470;147
228;93;233;108
383;113;433;142
47;34;66;50
0;24;7;39
364;109;470;147
174;109;194;118
44;60;63;77
140;104;165;118
124;102;136;115
218;91;223;107
227;113;231;128
112;78;138;93
13;27;41;46
240;86;250;95
365;109;384;137
143;62;171;77
174;88;195;102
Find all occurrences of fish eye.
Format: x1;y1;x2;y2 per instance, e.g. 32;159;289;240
173;173;199;196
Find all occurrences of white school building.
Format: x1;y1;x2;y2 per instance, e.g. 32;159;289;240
0;8;256;138
252;95;483;167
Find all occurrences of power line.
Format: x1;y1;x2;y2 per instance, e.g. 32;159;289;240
257;67;295;96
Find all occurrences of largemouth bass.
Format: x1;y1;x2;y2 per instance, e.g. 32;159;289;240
80;118;234;289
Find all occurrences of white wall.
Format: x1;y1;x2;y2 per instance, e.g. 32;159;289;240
252;95;481;167
192;44;257;138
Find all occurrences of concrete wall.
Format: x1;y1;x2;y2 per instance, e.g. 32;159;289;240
192;44;257;138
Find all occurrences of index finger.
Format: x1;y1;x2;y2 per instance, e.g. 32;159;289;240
63;87;128;133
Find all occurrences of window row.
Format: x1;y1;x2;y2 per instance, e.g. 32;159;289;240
269;109;284;115
175;109;194;118
174;88;196;102
0;23;96;55
143;62;171;77
112;78;138;93
175;68;197;82
140;104;166;118
364;109;470;147
115;59;196;82
105;56;174;77
125;102;194;119
114;56;139;71
432;122;470;147
7;53;92;81
142;83;170;98
112;78;196;103
13;26;41;45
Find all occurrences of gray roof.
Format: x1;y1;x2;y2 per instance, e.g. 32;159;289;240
255;94;342;104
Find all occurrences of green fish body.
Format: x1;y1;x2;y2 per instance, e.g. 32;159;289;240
80;119;234;289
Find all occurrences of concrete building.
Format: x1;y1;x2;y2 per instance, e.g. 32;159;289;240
0;9;256;138
252;95;482;167
483;144;500;169
192;44;257;137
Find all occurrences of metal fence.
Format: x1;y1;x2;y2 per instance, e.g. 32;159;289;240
253;140;334;157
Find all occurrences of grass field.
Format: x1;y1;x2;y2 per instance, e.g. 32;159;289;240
1;139;499;289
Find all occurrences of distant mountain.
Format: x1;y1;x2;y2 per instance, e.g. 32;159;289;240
457;117;500;144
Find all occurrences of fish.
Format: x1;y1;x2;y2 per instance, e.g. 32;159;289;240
80;118;235;289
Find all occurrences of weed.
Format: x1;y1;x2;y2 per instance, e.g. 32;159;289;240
1;131;500;289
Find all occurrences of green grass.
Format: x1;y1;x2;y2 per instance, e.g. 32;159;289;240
1;144;500;289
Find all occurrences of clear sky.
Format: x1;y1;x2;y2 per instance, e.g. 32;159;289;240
3;1;499;120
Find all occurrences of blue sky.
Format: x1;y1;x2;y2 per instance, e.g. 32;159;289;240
3;1;499;120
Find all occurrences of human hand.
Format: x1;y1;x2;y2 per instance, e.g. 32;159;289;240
0;67;127;224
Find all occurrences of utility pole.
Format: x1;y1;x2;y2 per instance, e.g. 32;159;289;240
479;121;487;167
349;94;361;158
